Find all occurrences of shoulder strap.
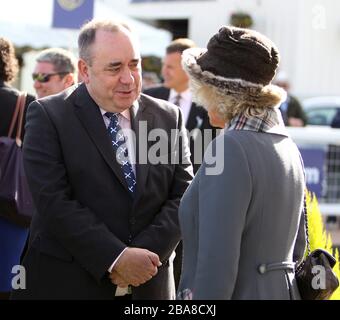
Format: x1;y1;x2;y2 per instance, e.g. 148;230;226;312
298;151;311;255
15;92;27;147
7;92;27;145
302;194;311;254
7;92;22;138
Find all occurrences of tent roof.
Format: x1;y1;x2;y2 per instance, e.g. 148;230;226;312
0;0;171;56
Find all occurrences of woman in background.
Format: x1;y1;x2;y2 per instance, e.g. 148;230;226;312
177;26;306;300
0;37;35;299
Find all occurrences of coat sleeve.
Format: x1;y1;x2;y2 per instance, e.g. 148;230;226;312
293;206;307;264
192;135;252;299
23;101;126;282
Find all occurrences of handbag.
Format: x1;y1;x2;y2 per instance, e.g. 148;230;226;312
295;195;339;300
0;92;33;227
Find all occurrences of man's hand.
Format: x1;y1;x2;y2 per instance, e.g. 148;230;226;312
109;270;129;287
114;247;161;287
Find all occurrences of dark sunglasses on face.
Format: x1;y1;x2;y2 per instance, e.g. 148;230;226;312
32;72;68;83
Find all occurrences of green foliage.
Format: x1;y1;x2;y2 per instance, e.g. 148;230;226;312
306;191;340;300
230;12;253;28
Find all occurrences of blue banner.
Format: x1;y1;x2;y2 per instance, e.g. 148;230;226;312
52;0;94;29
299;148;325;198
131;0;209;2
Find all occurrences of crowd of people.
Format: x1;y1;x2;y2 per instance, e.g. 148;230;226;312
0;19;307;300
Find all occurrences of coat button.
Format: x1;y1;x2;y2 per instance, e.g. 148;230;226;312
258;264;266;274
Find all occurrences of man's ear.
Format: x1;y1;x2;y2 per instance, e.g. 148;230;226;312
63;73;76;88
78;59;90;84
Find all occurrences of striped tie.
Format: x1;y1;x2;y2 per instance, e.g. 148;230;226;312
173;94;182;107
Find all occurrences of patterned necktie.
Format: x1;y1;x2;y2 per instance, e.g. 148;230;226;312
173;94;182;108
105;112;136;195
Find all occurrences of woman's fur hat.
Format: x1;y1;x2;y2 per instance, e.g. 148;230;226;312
182;26;285;112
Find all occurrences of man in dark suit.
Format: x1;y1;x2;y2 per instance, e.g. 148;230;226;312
144;38;216;290
273;71;307;127
11;20;193;300
144;38;216;174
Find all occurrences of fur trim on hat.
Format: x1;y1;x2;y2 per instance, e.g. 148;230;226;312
182;48;286;122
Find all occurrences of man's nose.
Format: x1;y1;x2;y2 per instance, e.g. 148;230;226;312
120;67;134;84
33;80;42;89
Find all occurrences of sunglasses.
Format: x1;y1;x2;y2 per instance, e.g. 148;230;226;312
32;72;68;83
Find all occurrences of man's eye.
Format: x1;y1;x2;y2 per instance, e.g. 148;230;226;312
129;63;139;70
107;67;120;73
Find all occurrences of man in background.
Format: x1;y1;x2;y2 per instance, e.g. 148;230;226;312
145;38;216;173
274;71;307;127
144;38;216;289
32;48;77;98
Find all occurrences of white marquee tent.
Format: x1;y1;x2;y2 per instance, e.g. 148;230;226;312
0;0;171;93
0;0;171;56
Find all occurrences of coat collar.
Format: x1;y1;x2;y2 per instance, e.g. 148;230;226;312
227;107;289;137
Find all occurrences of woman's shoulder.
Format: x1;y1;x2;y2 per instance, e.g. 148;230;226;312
0;85;35;102
201;130;251;177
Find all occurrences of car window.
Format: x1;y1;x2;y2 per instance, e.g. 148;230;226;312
305;107;339;126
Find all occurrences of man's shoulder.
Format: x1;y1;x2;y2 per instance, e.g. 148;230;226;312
190;101;208;116
143;85;169;100
27;84;80;123
139;93;180;118
34;84;79;110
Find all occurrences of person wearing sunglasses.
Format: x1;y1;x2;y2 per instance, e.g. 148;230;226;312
32;48;77;98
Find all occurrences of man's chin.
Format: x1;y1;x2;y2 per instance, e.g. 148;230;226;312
37;92;47;99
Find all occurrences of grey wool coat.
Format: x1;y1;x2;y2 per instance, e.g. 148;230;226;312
177;128;306;300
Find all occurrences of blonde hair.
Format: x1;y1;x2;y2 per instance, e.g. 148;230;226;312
189;75;284;122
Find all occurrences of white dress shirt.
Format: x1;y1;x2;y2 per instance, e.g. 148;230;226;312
169;88;192;125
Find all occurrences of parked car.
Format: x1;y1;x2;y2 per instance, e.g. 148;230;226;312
302;96;340;126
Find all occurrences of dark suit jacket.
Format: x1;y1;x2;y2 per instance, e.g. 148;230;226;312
0;81;35;139
11;83;193;300
144;86;216;173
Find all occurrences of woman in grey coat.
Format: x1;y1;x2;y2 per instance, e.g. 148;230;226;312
177;26;306;300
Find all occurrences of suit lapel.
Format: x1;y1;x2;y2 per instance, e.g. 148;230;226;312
186;102;203;131
132;96;154;198
73;84;129;193
163;87;170;101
